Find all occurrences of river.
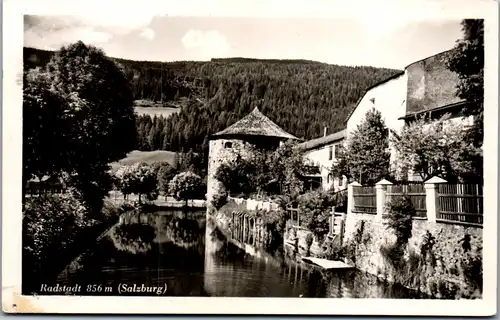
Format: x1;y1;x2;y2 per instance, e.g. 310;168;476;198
53;210;423;298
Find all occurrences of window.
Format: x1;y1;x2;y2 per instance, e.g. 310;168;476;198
335;144;344;159
328;145;333;160
224;142;232;149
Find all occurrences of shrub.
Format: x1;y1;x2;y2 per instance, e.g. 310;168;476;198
384;195;415;245
298;190;334;240
305;233;314;251
211;189;228;209
461;250;483;291
23;191;95;269
420;230;436;265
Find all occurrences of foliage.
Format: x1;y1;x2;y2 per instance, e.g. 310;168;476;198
354;220;366;244
384;196;415;246
305;233;314;251
420;230;436;264
257;209;286;234
23;191;96;269
22;68;68;187
269;142;306;198
461;249;483;291
298;190;335;240
210;188;228;209
156;162;178;196
168;171;204;205
214;141;306;198
447;19;484;148
319;238;357;263
391;114;482;183
114;162;159;202
25;46;400;153
23;42;136;213
331;108;390;185
379;244;425;289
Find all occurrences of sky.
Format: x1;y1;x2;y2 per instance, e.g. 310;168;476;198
24;14;465;69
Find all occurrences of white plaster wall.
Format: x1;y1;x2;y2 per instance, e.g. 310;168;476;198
347;73;408;135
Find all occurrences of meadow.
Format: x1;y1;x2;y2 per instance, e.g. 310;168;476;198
110;150;178;173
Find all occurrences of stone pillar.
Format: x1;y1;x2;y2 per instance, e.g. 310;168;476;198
424;176;447;223
375;179;393;217
347;181;361;215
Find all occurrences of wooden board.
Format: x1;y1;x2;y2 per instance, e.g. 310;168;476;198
301;257;354;270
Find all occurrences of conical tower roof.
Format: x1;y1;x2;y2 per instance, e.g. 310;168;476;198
212;107;300;140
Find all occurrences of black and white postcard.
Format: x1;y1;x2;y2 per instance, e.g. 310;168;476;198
2;0;498;315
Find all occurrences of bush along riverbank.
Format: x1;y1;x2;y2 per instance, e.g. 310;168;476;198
22;192;134;295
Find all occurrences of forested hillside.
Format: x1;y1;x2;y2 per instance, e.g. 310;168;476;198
24;46;401;153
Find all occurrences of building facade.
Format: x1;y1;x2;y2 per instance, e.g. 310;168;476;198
299;48;475;185
297;130;347;192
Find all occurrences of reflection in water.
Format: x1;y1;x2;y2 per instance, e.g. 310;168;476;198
55;210;424;298
109;224;156;254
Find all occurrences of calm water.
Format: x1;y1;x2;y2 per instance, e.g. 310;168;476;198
53;210;422;298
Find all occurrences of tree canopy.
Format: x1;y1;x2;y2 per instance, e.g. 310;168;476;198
168;171;204;206
447;19;484;147
114;162;159;202
23;41;137;212
391;114;482;183
214;142;310;199
330;108;391;185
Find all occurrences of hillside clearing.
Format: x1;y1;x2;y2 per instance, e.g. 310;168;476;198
134;106;179;117
110;150;179;172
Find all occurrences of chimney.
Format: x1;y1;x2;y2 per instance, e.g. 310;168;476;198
323;126;328;137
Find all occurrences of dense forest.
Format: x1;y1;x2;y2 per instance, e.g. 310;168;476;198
24;46;401;154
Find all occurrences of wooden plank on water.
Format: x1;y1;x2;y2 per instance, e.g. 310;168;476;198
301;257;354;270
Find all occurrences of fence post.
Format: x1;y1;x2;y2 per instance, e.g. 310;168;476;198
329;206;335;235
424;176;447;223
375;179;393;217
347;181;361;215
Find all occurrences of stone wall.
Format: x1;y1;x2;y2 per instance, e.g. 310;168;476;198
343;212;483;298
283;223;324;258
208;197;282;252
206;138;254;203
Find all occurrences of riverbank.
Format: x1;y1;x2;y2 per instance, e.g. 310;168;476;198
107;191;206;209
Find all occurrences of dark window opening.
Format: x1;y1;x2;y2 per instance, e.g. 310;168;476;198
224;142;233;149
328;145;333;160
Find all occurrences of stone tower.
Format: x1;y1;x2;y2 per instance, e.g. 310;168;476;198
206;107;300;204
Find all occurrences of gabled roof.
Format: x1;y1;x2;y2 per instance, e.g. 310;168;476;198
297;129;346;151
212;107;300;140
